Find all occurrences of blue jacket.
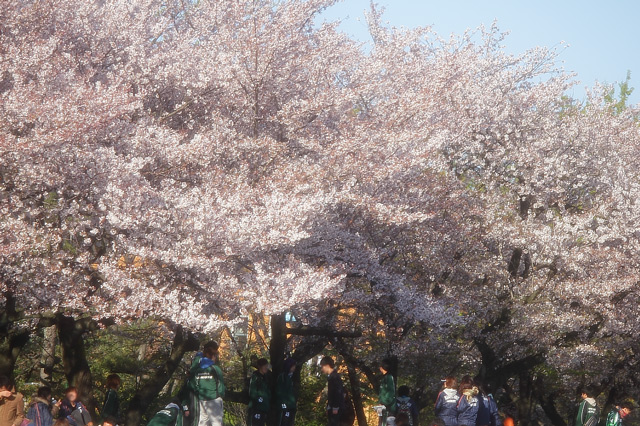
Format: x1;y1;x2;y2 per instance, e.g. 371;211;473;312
26;399;54;426
476;395;491;425
483;395;501;426
435;388;459;426
457;390;480;426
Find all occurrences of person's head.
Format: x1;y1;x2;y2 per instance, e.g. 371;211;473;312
37;386;52;401
64;387;78;403
106;374;121;390
283;358;296;375
102;417;118;426
458;375;474;394
256;358;269;375
398;385;410;398
580;385;596;400
619;402;633;417
203;341;219;360
395;412;410;426
380;359;392;375
54;420;70;426
443;376;457;390
431;419;446;426
320;356;335;375
0;375;11;393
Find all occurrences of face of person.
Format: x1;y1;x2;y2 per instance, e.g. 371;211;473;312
66;391;77;403
581;393;588;400
259;364;269;375
321;364;332;375
289;364;296;374
621;407;631;417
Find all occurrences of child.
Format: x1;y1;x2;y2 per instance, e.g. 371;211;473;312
147;399;184;426
26;386;59;426
187;342;225;426
378;359;397;426
101;374;121;421
456;377;479;426
434;377;458;426
249;358;271;426
605;403;633;426
395;386;419;426
58;387;93;426
276;358;297;426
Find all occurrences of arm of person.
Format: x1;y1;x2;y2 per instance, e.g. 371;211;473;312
576;401;585;426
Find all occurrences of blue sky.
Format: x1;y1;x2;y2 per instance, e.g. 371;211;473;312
322;0;639;104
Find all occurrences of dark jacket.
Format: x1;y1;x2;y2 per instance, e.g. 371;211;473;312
59;400;91;426
483;395;501;426
476;395;491;426
457;388;480;426
435;388;459;426
327;370;345;411
101;388;119;420
276;372;296;410
26;398;55;426
395;396;419;426
147;403;183;426
249;371;271;414
576;398;598;426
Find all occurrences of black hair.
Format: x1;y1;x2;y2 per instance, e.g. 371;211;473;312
582;385;597;398
256;358;269;368
0;375;11;390
37;386;52;400
320;356;335;368
398;385;410;397
380;358;392;373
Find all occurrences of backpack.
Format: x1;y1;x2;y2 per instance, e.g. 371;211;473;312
584;404;600;426
605;410;621;426
396;399;414;426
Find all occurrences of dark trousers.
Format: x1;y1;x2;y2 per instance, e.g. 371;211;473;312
251;411;268;426
279;409;296;426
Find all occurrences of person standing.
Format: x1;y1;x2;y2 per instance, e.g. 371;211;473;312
395;386;419;426
276;358;297;426
456;378;479;426
434;377;459;426
188;343;225;426
26;386;59;426
101;374;121;422
576;387;599;426
605;403;633;426
378;359;396;426
58;387;92;426
320;356;344;426
0;376;24;426
249;359;271;426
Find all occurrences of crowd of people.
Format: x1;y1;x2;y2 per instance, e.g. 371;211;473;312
0;345;635;426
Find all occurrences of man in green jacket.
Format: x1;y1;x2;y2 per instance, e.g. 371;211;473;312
378;359;397;426
147;399;184;426
188;344;225;426
576;387;599;426
276;358;297;426
605;403;633;426
249;358;271;426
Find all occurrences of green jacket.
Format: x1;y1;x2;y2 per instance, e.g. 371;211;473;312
188;358;225;401
379;373;397;412
147;403;183;426
101;388;119;419
276;372;296;410
249;371;271;413
576;398;598;426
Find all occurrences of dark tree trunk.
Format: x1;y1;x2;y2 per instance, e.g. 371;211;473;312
517;370;534;426
346;361;367;426
124;325;199;426
268;314;287;426
57;315;98;420
0;291;31;379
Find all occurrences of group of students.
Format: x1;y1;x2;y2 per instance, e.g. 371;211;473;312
575;387;634;426
2;348;637;426
0;374;120;426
